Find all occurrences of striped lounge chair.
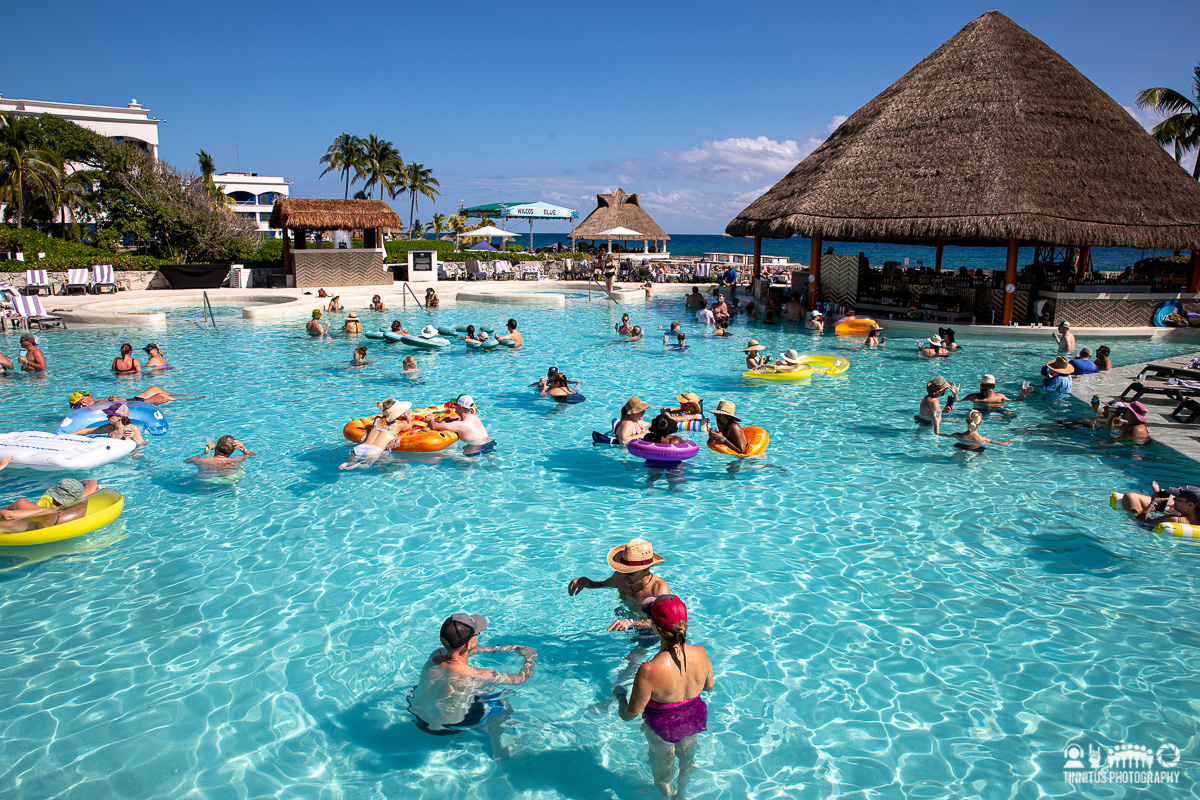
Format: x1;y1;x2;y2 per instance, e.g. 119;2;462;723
692;262;713;281
92;264;117;293
23;270;51;296
64;268;91;295
8;291;66;329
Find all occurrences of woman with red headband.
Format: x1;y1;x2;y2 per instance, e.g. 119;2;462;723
615;595;714;799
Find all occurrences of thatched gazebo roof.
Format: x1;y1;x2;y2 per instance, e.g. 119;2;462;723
269;198;402;231
726;10;1200;250
571;189;670;241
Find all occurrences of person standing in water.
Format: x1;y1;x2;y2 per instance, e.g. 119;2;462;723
614;595;714;800
430;395;490;445
567;538;671;631
307;310;329;336
496;319;523;348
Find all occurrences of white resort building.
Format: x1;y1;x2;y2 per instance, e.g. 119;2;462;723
214;172;291;237
0;95;163;157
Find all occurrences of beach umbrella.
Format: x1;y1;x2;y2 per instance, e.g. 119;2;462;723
597;226;644;254
462;225;518;239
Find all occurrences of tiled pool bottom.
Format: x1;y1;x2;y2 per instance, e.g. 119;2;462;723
1;300;1199;798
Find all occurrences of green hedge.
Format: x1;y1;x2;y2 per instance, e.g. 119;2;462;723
1134;255;1192;274
0;226;165;271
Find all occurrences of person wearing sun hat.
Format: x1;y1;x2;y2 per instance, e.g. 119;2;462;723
1110;399;1151;444
0;475;102;520
342;312;362;335
408;611;537;741
918;376;959;434
1042;355;1075;392
419;324;440;339
708;400;749;454
72;403;147;446
865;322;884;348
339;399;414;470
614;396;652;445
567;538;671;631
918;334;948;357
614;593;715;796
743;340;768;370
662;392;704;423
767;349;806;373
306;308;329;337
430;394;490;445
960;373;1033;406
805;308;824;332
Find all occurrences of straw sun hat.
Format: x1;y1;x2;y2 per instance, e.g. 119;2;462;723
927;376;950;394
420;325;439;338
607;538;666;573
1046;356;1075;375
743;340;765;353
780;349;802;365
712;400;741;421
927;334;944;347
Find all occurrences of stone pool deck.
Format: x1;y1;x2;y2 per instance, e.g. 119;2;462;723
1071;355;1200;464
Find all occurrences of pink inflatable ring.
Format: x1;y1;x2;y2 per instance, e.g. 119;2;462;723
627;439;700;465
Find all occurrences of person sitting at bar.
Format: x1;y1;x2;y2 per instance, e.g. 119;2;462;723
1070;348;1099;375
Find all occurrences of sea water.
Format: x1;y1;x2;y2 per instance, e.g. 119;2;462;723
1;297;1198;798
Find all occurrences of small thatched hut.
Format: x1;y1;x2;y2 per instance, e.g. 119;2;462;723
270;199;402;288
726;10;1200;322
570;189;670;255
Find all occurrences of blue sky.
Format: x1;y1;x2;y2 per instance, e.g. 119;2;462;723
7;0;1200;233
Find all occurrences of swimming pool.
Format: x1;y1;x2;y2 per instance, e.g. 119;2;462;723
2;298;1199;798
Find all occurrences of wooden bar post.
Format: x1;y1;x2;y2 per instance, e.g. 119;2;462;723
808;236;822;310
282;227;292;275
1076;246;1091;281
934;240;944;273
1001;238;1018;325
1189;249;1200;293
752;236;762;295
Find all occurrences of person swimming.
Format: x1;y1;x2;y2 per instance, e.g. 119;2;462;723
643;414;685;444
942;409;1013;450
917;376;958;434
111;343;140;374
616;314;633;335
351;346;371;365
402;356;418;373
391;320;411;335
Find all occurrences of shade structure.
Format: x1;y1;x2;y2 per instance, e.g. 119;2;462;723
571;189;670;243
269;199;402;232
461;226;517;239
597;227;644;237
725;10;1200;251
499;202;579;251
466;241;499;252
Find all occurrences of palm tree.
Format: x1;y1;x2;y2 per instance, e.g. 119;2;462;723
318;133;366;198
361;134;402;200
431;212;447;240
409;219;429;240
1136;63;1200;180
398;162;440;231
0;113;62;229
195;149;231;206
51;161;99;240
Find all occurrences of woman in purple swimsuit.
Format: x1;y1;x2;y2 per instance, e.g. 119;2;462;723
615;595;714;799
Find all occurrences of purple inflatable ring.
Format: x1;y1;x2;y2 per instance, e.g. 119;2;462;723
627;439;699;464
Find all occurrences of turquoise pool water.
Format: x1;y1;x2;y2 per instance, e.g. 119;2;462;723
2;298;1200;798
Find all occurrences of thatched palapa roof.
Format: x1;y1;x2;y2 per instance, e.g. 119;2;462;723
571;189;670;241
269;198;402;231
726;10;1200;250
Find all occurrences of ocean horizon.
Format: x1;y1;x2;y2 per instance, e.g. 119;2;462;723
519;232;1172;272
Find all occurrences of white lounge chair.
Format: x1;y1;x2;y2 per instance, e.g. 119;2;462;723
8;291;66;329
64;269;91;295
693;262;713;281
521;263;541;280
92;264;117;294
23;270;51;296
492;261;513;280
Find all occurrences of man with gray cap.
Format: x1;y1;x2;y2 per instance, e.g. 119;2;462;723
1053;321;1075;353
1070;348;1098;375
18;333;45;372
408;612;537;744
1;476;100;520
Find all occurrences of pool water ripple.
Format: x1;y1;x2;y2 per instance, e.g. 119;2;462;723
1;299;1200;797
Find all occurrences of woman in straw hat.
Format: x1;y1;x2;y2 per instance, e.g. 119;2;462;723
708;400;748;454
339;399;413;470
567;538;671;631
614;397;652;445
614;594;714;800
342;312;363;335
743;340;768;370
864;322;885;348
918;376;959;435
918;334;948;357
662;393;704;423
767;349;806;373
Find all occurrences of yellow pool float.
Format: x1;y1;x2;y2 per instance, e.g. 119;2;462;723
742;366;814;380
0;489;125;547
794;352;851;376
1153;522;1200;539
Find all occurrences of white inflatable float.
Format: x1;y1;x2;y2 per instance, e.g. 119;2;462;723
0;432;136;470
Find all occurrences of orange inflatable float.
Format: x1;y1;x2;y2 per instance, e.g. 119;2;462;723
707;426;770;457
342;402;466;452
834;317;878;336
